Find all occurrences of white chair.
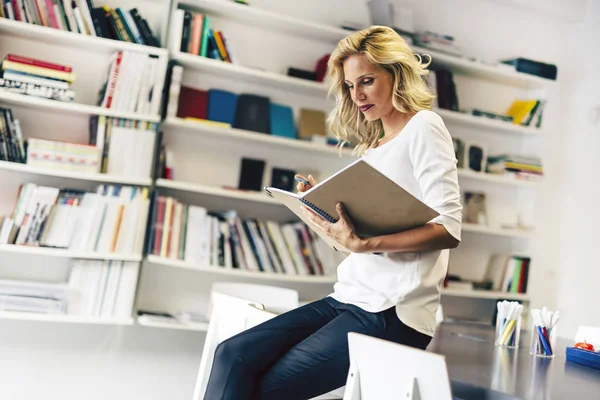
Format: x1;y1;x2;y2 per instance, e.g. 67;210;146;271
193;284;344;400
208;282;299;315
342;332;452;400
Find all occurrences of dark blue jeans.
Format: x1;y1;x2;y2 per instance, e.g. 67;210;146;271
204;297;432;400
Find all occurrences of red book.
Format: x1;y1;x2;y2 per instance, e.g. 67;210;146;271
6;54;73;73
177;86;208;120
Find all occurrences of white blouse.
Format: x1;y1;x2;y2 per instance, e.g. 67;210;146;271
329;110;462;337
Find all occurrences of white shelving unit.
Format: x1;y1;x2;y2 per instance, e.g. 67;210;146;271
0;90;161;122
0;245;143;262
137;316;209;332
0;18;168;57
440;288;530;301
0;311;134;326
457;168;541;188
0;161;153;186
172;52;328;97
435;108;543;137
163;117;351;156
147;255;338;284
461;223;534;239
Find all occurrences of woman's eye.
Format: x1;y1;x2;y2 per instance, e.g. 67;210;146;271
363;78;374;85
345;84;354;90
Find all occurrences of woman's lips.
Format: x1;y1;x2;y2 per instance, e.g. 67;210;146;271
359;104;374;112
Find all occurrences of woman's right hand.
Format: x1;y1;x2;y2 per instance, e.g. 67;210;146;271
296;174;318;193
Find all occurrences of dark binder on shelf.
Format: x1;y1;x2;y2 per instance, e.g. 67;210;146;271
265;159;439;252
234;94;271;134
208;89;238;125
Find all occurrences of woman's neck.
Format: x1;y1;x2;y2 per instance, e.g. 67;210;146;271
380;109;415;137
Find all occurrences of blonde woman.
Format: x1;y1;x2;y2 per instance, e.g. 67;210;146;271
204;26;462;400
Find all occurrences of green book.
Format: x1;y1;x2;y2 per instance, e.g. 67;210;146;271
199;15;211;57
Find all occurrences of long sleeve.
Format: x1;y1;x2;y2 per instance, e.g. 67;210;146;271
409;112;462;241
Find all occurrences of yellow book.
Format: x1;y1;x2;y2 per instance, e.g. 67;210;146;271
1;60;76;82
184;117;231;129
506;99;538;125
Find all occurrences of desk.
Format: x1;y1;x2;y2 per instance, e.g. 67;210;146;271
428;323;600;399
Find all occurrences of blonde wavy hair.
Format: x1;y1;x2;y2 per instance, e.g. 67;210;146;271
327;26;435;155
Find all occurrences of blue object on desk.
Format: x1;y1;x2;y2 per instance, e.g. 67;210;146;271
566;347;600;370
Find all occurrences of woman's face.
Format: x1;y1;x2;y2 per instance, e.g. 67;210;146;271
343;53;395;122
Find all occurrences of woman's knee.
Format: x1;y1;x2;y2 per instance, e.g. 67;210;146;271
214;337;244;364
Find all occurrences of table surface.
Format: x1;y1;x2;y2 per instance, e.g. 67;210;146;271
428;323;600;399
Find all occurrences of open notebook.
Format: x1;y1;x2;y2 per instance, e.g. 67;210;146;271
264;159;439;252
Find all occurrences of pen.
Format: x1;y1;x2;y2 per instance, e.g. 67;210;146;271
294;176;310;186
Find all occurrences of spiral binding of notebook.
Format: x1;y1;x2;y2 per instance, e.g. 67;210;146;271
300;198;337;223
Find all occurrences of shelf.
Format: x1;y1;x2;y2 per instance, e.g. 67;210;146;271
178;0;349;43
146;255;338;284
163;117;352;156
435;109;543;137
0;245;143;262
137;316;209;332
457;168;541;188
177;0;553;88
0;311;134;325
462;224;534;239
0;161;153;186
0;18;168;57
0;91;161;122
173;52;328;97
416;45;555;89
156;179;280;205
441;288;530;301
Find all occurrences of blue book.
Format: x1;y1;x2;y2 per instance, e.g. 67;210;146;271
208;89;238;125
270;103;296;139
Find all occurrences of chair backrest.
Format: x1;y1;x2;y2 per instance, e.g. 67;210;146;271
209;282;299;315
193;295;277;400
342;333;452;400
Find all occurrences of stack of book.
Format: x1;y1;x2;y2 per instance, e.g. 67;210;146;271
89;116;157;177
0;2;158;47
67;260;139;318
0;279;69;314
415;30;463;56
0;107;26;163
487;154;543;182
170;9;234;62
0;184;149;256
98;50;162;115
427;68;459;111
505;99;545;128
147;195;345;277
0;54;75;101
26;138;100;173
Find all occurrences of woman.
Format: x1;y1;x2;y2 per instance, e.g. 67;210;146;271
204;25;462;400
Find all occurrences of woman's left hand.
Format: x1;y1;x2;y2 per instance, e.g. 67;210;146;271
302;202;366;253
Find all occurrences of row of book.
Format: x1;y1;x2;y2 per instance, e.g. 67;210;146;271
505;99;545;128
165;68;329;140
0;183;149;256
486;154;543;182
68;260;139;318
147;194;345;277
0;54;75;102
0;107;25;163
170;8;234;62
0;278;69;314
89;116;157;178
98;50;162;115
485;254;531;294
0;1;158;47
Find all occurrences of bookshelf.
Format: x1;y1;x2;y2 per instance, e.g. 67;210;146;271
0;245;143;262
172;52;328;97
435;108;543;137
0;311;135;325
164;117;353;156
147;255;338;284
0;18;168;57
457;168;541;188
137;316;209;331
440;288;530;301
0;160;153;186
0;91;162;122
461;224;534;239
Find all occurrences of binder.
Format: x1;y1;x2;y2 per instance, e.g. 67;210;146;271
265;159;439;252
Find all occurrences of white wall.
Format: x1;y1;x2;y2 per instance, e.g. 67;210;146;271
554;0;600;339
0;0;596;399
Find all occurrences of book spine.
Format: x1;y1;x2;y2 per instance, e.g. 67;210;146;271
6;54;73;73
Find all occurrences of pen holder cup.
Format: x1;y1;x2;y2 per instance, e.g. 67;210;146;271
530;321;558;358
495;315;522;349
